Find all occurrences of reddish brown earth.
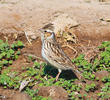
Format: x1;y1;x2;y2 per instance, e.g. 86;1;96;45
0;0;110;100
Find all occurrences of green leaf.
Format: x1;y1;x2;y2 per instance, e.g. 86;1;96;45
34;61;40;68
15;55;19;59
17;41;24;47
9;49;15;54
0;40;3;44
106;46;110;51
2;60;8;65
16;51;21;55
8;60;13;64
6;52;11;58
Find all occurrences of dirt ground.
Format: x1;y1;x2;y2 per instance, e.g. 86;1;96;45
0;0;110;100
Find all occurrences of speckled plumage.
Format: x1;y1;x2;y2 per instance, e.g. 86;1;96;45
40;24;82;81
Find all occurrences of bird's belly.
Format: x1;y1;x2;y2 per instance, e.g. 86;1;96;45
41;48;47;61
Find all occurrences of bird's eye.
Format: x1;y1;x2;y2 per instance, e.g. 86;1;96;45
44;30;47;32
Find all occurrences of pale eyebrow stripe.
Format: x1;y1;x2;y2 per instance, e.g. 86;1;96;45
46;30;53;33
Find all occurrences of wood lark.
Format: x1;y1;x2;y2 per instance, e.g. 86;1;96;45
39;23;82;81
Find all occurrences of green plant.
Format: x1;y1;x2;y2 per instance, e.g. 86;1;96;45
85;83;96;92
97;75;110;99
0;40;24;88
0;67;20;89
0;40;24;70
72;54;96;80
98;41;110;69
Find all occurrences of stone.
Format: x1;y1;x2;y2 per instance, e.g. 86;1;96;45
37;86;68;100
12;92;31;100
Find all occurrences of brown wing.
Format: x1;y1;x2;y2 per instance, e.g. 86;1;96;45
49;41;77;70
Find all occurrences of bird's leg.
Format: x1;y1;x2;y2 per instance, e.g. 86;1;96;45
56;69;62;81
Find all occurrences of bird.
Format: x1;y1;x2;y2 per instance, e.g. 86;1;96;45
39;23;82;81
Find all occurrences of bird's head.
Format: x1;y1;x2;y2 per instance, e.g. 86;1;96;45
39;23;55;42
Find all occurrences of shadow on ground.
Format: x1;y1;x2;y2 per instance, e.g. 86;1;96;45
44;64;78;80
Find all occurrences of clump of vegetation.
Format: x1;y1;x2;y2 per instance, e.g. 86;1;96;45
0;40;24;88
0;40;24;70
97;75;110;99
85;83;96;92
72;54;95;80
0;67;21;89
0;39;110;100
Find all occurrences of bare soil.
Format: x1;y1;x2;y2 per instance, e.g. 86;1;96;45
0;0;110;100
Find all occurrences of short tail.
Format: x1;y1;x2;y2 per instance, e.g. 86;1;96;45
72;65;83;80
